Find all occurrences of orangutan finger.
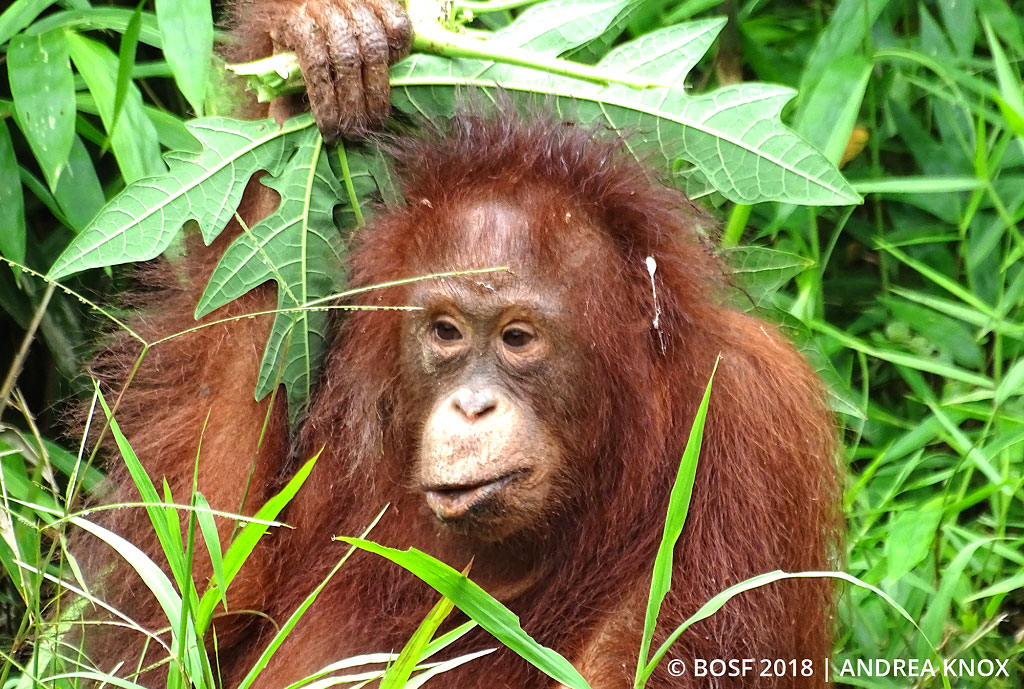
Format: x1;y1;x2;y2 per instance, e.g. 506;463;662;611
366;0;414;65
344;1;391;130
313;2;366;138
274;7;344;141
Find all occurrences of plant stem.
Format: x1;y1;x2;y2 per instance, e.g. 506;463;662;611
337;142;365;227
453;0;541;13
411;23;659;89
0;281;55;413
721;204;751;248
230;22;664;99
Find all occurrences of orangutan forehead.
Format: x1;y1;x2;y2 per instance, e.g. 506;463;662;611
421;196;617;277
449;199;531;266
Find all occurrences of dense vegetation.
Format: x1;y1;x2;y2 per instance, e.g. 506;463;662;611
0;0;1021;687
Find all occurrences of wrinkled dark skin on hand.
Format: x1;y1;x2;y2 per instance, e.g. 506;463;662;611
226;0;413;139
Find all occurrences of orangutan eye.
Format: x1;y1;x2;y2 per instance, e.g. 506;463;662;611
502;327;534;349
433;319;463;342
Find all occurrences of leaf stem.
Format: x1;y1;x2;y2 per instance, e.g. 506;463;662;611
453;0;543;13
230;23;663;99
336;142;364;227
721;203;751;248
410;23;657;89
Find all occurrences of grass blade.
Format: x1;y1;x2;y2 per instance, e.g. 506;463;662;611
634;358;717;689
338;538;591;689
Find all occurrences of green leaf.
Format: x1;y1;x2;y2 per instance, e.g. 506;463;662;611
640;570;925;681
337;144;399;225
982;18;1024;142
977;0;1023;54
195;454;317;632
65;31;164;184
937;0;975;57
885;506;942;580
27;7;163;49
561;0;647;63
236;510;386;689
8;28;76;190
793;55;871;165
223;455;316;583
403;650;496;689
493;0;638;56
339;538;591;689
155;0;213;116
391;20;861;206
812;320;993;389
420;621;478;661
994;358;1024;407
196;126;345;417
46;115;313;280
853;176;984;194
43;672;148;689
883;297;984;369
584;16;725;84
0;120;26;266
67;516;208;683
94;384;186;583
876;241;997;317
635;360;716;689
917;536;990;658
380;592;457;689
798;0;890;98
0;0;53;46
109;1;146;140
18;166;75;234
966;569;1024;602
146;104;201;152
723;247;813;308
889;287;1023;337
63;399;212;683
53;135;105;233
590;81;861;205
69;516;183;626
192;493;227;613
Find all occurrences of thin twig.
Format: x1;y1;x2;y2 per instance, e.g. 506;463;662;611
0;281;55;413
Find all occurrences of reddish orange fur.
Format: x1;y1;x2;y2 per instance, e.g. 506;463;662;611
78;111;840;688
221;0;307;62
75;187;286;672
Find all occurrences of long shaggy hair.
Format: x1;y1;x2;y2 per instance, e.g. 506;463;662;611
76;107;840;689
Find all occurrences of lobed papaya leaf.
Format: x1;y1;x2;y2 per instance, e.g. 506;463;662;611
390;18;861;206
493;0;639;56
47;115;314;281
196;127;346;418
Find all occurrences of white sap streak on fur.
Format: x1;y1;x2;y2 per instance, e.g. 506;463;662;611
646;256;665;354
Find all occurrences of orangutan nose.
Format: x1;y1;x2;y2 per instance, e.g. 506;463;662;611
452;388;498;420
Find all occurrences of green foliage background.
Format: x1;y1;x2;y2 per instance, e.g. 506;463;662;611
0;0;1022;687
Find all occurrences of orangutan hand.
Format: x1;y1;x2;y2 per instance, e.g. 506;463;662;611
266;0;413;139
